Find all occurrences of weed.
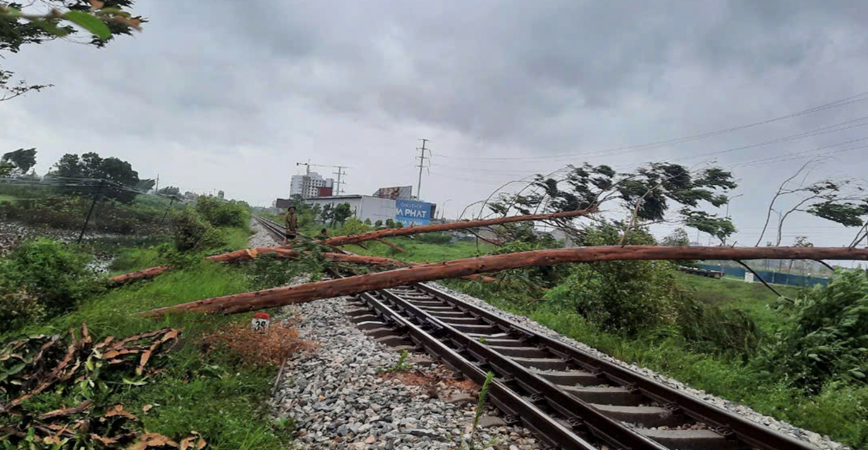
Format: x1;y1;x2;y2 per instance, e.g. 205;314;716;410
377;350;412;374
477;337;487;344
465;371;495;450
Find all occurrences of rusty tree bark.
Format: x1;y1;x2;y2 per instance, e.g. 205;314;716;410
143;246;867;316
324;208;597;247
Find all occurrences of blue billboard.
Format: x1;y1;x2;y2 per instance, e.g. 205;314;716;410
396;199;433;226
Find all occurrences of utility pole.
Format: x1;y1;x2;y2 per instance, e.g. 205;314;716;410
416;139;430;200
333;165;348;196
155;174;159;193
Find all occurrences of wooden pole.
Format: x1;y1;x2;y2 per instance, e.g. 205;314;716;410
144;246;868;316
324;208;596;247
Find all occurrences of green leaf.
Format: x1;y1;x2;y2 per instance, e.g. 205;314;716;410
122;378;148;386
63;10;111;40
850;369;866;379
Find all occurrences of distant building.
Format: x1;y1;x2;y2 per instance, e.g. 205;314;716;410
217;190;225;200
290;172;334;199
373;186;413;200
304;195;436;226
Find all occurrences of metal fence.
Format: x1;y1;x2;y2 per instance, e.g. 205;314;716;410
696;264;829;287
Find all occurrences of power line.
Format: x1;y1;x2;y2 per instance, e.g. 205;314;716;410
435;90;868;162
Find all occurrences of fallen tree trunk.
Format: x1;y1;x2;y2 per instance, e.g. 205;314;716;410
325;208;596;247
110;248;410;286
375;238;407;253
144;246;867;316
108;266;172;285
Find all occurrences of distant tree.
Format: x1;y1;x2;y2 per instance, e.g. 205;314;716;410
136;179;155;192
395;221;404;228
374;219;383;228
661;228;690;246
320;204;334;225
757;161;868;246
0;1;144;102
1;148;36;175
385;218;395;228
158;186;180;196
364;218;372;226
50;152;140;203
330;203;352;228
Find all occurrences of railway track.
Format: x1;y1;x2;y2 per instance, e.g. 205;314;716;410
254;216;817;450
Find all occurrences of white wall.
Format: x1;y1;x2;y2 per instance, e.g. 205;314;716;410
305;196;397;224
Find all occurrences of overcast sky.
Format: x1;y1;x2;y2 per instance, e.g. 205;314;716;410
3;0;868;250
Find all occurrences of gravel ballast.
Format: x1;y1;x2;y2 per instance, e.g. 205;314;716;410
249;220;845;450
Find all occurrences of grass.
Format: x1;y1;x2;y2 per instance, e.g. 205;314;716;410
3;219;289;449
5;261;294;449
347;237;494;263
675;272;805;333
0;194;17;203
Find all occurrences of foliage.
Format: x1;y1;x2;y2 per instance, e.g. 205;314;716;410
489;162;737;241
377;349;411;374
338;217;371;236
1;257;294;449
0;239;102;323
136;178;155;192
243;251;324;290
374;219;383;227
157;186;180;196
0;290;44;330
682;210;736;244
330;202;352;228
674;295;764;359
170;207;224;252
661;228;690;246
195;195;249;229
544;224;679;336
0;193;177;235
0;0;143;102
49;152;141;203
385;218;395;228
763;270;868;392
1;147;35;174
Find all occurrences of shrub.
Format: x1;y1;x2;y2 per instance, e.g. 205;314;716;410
338;217;371;236
374;220;383;228
195;196;250;228
544;224;678;336
0;239;101;321
763;270;868;392
675;295;764;359
0;291;45;331
171;208;225;252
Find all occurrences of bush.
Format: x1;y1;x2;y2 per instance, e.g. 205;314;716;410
171;208;225;252
0;291;45;330
544;225;678;336
675;295;763;359
195;196;250;228
763;270;868;392
0;239;101;326
338;217;372;236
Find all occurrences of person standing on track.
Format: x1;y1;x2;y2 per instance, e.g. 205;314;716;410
284;206;298;244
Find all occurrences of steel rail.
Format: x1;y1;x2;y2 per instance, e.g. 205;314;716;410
414;283;816;450
374;289;669;450
355;291;598;450
254;216;818;450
